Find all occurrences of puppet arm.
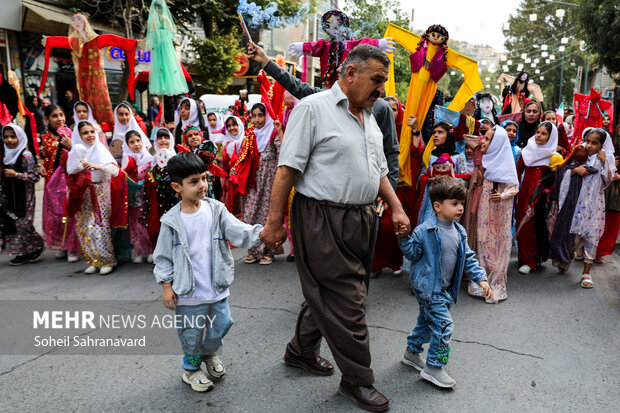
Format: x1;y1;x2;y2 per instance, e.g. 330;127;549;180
38;36;71;97
97;35;138;101
445;52;484;114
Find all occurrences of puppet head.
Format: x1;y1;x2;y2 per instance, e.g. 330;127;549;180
69;14;97;54
474;94;498;125
155;148;176;168
424;24;449;46
511;71;530;98
196;140;218;166
322;10;350;42
431;153;456;177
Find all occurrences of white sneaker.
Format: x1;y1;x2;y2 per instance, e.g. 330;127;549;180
84;266;98;274
55;250;67;259
132;256;144;264
67;253;80;263
182;369;214;392
204;353;226;378
420;365;456;388
147;254;154;264
99;266;114;275
518;265;532;274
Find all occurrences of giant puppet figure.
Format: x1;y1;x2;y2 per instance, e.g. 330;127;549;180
572;86;614;144
146;0;188;96
384;23;483;186
288;10;395;88
38;14;137;132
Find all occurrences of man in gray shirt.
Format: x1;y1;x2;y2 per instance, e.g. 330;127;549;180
260;45;410;412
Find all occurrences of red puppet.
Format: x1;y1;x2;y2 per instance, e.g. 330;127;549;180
38;14;137;132
572;87;614;144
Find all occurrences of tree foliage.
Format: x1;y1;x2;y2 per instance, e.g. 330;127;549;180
187;33;241;94
502;0;586;109
344;0;412;101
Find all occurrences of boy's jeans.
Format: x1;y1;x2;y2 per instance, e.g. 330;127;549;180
407;292;453;367
176;298;234;371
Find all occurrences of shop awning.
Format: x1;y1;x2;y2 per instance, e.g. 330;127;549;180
22;0;121;35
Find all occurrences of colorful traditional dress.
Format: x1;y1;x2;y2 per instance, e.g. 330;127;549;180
67;138;120;268
41;127;81;254
1;124;44;257
242;115;282;259
468;126;519;302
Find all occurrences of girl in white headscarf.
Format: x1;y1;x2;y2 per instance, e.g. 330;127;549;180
1;124;44;265
173;98;208;146
569;128;616;288
111;103;152;160
121;130;154;264
205;111;226;144
468;126;519;303
71;101;108;148
242;102;284;265
66;121;119;275
515;121;561;274
222;114;257;215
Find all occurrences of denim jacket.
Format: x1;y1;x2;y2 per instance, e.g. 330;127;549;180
153;198;262;298
398;214;487;303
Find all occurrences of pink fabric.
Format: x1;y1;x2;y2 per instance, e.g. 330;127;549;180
409;42;447;82
42;166;81;253
302;38;380;87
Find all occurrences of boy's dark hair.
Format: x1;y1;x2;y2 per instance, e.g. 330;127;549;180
167;152;207;184
429;176;467;204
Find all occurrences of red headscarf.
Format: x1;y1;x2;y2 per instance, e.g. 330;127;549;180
387;97;404;137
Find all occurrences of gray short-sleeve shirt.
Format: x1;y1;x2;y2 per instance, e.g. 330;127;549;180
278;82;388;205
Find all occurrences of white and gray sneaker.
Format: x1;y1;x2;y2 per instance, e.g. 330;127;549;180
401;349;425;371
204;353;226;378
420;365;456;388
182;369;214;392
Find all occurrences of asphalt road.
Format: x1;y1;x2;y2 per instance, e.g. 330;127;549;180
0;238;619;412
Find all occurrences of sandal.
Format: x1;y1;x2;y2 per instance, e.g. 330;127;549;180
244;254;258;264
259;256;274;265
593;257;604;264
558;262;570;274
580;274;594;289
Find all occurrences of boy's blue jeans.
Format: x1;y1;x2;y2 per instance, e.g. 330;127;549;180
407;292;454;367
176;298;234;371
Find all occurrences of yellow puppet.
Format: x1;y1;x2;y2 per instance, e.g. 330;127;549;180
384;24;483;186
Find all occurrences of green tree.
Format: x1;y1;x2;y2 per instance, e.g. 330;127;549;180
576;0;620;136
344;0;412;101
187;34;240;94
502;0;586;109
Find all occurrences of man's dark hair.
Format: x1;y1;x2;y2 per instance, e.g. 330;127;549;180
167;152;207;184
429;176;467;204
341;44;390;74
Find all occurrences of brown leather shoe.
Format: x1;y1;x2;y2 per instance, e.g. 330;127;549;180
338;380;390;412
283;344;334;376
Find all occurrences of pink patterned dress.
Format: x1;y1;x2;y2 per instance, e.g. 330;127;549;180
469;179;518;302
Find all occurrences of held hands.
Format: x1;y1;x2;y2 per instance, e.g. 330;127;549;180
479;281;493;301
59;134;72;150
38;164;47;177
489;191;503;203
81;161;100;170
259;221;287;250
407;115;418;131
572;165;590;177
379;37;396;53
391;208;411;238
287;42;304;57
161;283;177;310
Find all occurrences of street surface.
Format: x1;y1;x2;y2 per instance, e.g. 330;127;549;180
0;188;618;412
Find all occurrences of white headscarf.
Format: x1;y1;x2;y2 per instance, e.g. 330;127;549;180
72;101;109;149
520;121;560;167
121;131;154;169
581;128;617;173
111;103;152;149
223;115;245;158
174;98;201;131
67;122;117;175
205;111;226;144
2;123;29;166
482;126;519;185
252;103;275;153
152;127;176;153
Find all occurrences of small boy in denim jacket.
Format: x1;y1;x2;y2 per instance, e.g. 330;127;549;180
153;153;263;392
398;176;492;388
